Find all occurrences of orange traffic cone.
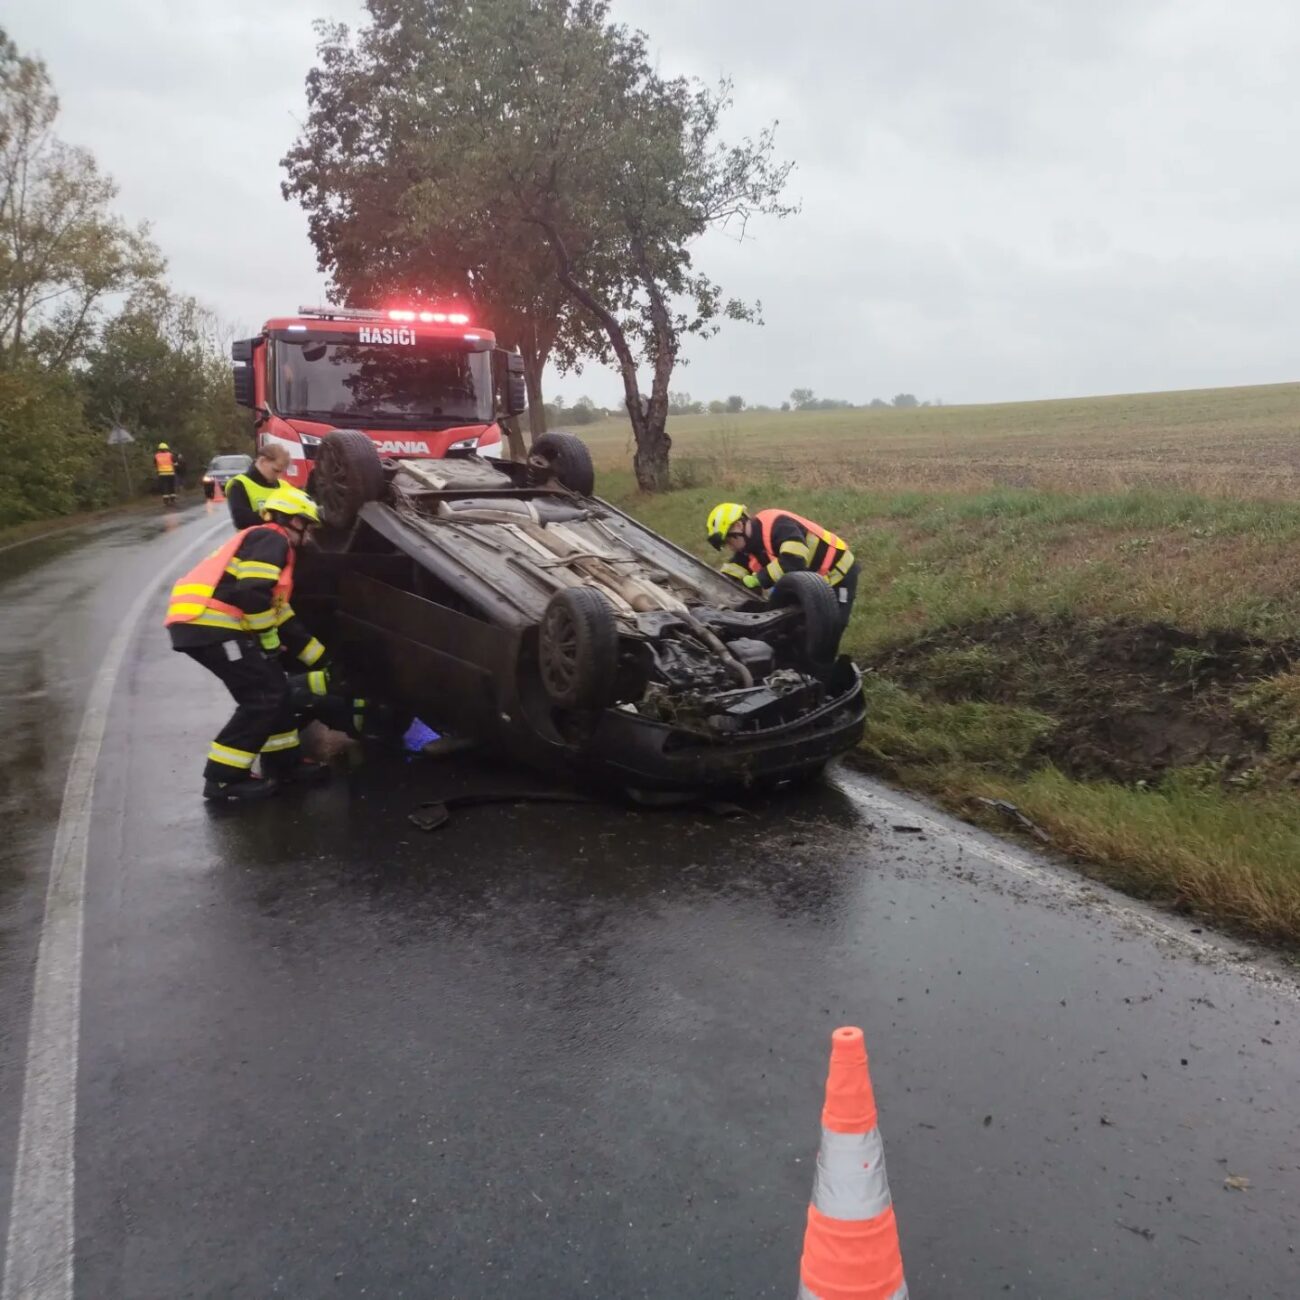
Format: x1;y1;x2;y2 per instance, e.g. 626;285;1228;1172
213;479;225;503
797;1027;908;1300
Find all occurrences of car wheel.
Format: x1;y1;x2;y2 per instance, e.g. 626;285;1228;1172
528;432;595;496
314;430;384;530
539;587;619;709
770;571;841;667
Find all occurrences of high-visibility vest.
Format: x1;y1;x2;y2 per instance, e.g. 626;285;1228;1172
164;525;295;635
228;472;276;516
749;508;855;583
155;450;175;473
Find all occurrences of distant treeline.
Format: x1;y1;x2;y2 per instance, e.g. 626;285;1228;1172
541;388;943;425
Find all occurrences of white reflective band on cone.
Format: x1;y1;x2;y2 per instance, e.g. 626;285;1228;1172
811;1127;892;1221
799;1284;908;1300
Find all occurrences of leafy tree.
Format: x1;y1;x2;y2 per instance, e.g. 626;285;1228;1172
81;287;244;474
0;364;99;522
281;10;604;441
725;394;744;413
542;393;607;426
779;401;790;411
565;395;599;426
892;393;919;409
285;0;794;491
707;399;726;415
0;30;161;369
790;387;815;410
869;397;889;409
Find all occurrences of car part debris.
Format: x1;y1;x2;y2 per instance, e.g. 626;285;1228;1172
975;797;1052;843
408;790;599;832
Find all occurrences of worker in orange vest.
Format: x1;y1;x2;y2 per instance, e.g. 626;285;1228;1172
154;442;177;506
164;489;333;802
706;502;859;629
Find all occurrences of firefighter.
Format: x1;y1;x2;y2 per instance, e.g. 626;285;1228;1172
165;489;333;802
226;443;290;529
706;502;859;628
154;442;177;505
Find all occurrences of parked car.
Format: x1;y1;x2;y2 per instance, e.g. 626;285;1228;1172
202;453;253;500
293;432;866;794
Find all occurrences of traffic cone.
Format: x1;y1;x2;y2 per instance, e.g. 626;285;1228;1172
797;1027;908;1300
213;479;225;503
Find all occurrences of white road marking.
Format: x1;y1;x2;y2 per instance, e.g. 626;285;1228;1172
2;520;225;1300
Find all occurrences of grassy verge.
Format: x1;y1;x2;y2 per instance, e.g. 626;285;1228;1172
596;458;1300;949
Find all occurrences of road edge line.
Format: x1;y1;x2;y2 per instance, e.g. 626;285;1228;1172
1;519;225;1300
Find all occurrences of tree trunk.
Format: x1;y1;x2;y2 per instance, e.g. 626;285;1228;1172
523;350;547;440
632;417;671;493
540;223;674;492
632;253;676;494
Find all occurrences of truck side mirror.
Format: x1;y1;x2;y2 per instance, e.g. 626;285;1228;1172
231;338;258;409
494;349;529;417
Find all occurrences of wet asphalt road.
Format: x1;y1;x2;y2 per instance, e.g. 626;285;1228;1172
0;507;1298;1299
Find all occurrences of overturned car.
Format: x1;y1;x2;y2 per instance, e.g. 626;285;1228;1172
294;431;866;792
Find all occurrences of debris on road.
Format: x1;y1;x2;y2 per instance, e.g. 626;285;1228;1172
975;797;1052;843
409;790;598;832
1117;1220;1156;1241
1223;1174;1251;1192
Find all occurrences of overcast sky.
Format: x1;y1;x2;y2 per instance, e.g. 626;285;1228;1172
9;0;1300;408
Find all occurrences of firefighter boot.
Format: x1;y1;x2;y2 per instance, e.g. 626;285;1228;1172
203;774;279;803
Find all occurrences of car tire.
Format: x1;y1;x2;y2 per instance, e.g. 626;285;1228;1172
770;571;842;667
314;430;384;530
528;432;595;496
539;586;619;709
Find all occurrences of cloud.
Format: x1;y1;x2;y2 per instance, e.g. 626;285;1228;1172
9;0;1300;407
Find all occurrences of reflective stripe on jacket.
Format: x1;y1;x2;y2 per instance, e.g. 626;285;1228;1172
727;509;855;592
155;451;175;473
164;525;295;635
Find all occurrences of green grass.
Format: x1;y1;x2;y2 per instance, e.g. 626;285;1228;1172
586;384;1300;946
579;380;1300;498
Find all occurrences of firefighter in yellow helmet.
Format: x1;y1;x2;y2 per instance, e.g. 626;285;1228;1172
165;489;334;801
706;502;859;629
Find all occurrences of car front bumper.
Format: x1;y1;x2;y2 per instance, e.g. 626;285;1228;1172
575;667;867;792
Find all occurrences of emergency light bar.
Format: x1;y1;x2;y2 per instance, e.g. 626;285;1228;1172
297;305;472;326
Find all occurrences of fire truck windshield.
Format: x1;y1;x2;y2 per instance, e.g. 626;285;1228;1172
272;337;493;427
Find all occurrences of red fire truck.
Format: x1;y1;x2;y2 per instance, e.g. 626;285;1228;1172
231;305;527;488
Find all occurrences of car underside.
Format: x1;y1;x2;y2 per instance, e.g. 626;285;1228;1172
294;432;866;792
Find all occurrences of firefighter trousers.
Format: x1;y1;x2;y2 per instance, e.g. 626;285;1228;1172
183;637;300;783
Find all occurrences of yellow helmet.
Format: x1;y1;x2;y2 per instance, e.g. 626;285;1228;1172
158;441;169;450
706;502;748;550
261;487;321;526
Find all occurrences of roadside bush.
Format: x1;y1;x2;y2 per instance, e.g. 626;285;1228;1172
0;367;98;525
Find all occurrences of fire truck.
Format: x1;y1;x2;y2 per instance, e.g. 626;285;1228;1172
230;305;527;488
